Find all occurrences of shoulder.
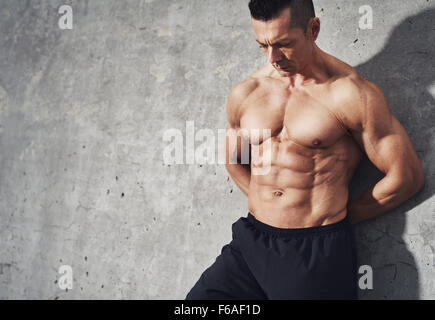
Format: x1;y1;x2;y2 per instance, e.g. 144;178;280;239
324;51;387;111
330;72;390;132
226;76;260;128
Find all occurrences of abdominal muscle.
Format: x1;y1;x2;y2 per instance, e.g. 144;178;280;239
247;138;356;228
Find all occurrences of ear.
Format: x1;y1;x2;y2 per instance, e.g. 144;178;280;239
307;17;320;41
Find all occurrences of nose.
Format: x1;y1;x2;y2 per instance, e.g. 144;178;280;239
268;46;283;64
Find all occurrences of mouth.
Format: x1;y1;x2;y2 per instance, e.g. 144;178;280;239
276;65;292;72
274;64;292;71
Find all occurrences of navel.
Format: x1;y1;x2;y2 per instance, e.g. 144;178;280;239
273;190;284;197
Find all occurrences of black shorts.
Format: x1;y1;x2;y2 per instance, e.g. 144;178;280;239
185;212;358;300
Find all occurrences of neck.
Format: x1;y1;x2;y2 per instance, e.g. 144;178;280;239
289;44;329;87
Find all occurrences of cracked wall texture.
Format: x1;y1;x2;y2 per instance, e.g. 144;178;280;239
0;0;434;299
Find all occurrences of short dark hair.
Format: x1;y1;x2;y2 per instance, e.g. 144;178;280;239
248;0;315;32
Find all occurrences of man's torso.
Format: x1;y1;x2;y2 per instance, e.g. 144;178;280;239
236;52;364;228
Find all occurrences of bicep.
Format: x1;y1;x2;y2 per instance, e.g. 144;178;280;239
355;83;422;182
225;86;243;163
225;125;251;165
359;85;394;173
225;81;256;164
362;116;416;176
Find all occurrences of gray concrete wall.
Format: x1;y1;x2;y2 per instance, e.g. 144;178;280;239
0;0;434;299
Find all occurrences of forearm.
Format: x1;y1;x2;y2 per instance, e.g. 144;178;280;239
225;163;251;196
347;173;423;225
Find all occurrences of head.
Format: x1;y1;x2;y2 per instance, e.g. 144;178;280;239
249;0;319;76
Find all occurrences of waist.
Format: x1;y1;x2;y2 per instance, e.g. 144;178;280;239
249;179;348;205
248;204;348;228
246;209;350;236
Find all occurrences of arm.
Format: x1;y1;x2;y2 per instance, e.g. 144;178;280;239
345;80;425;224
224;82;255;196
225;126;251;196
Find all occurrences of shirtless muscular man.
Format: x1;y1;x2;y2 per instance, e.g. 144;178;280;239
186;0;424;300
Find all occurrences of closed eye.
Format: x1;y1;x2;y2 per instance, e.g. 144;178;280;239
280;41;295;48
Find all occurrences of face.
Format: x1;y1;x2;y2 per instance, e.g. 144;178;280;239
251;7;318;76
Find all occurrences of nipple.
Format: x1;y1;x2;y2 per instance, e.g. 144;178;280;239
312;138;321;146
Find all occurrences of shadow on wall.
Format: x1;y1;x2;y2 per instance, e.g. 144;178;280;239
349;8;435;299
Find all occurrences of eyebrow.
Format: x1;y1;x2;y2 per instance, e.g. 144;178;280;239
256;38;293;46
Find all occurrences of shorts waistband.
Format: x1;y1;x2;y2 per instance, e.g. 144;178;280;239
246;212;350;237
